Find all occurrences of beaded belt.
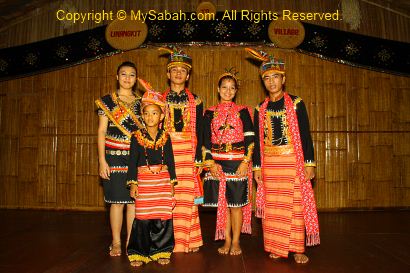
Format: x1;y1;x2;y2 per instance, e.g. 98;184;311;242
211;151;244;161
211;142;244;153
264;144;294;155
169;131;192;141
106;150;130;156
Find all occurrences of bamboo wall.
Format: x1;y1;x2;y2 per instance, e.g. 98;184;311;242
1;0;409;49
0;46;409;210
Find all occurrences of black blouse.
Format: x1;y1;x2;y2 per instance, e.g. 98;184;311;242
165;89;204;163
96;93;143;142
126;129;177;184
253;95;315;168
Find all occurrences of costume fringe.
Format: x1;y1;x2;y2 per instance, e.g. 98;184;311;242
215;229;226;241
306;233;321;247
284;93;320;245
241;223;252;234
214;164;228;240
128;253;151;264
255;98;269;220
255;207;265;219
150;251;172;261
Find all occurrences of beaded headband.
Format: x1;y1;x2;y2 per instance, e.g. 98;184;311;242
218;67;240;87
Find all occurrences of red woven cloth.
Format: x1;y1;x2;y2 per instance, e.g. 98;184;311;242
255;94;320;246
214;165;252;240
163;88;201;196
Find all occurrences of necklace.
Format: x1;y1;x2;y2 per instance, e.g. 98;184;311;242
143;146;164;174
117;92;136;105
213;102;234;145
143;131;164;174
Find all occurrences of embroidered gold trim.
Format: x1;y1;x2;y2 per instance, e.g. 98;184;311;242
293;97;302;106
203;159;215;167
266;109;286;117
112;92;144;129
150;251;171;261
194;161;203;167
128;253;151;263
134;130;168;149
167;105;191;132
95;99;132;138
170;179;178;185
304;162;317;167
105;135;129;143
264;144;294;155
243;142;254;162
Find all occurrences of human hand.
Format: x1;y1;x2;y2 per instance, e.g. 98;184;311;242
210;163;219;178
236;162;248;178
130;185;138;198
196;166;203;176
254;170;262;184
99;160;110;179
305;166;315;182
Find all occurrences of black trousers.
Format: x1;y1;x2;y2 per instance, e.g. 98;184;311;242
127;218;174;263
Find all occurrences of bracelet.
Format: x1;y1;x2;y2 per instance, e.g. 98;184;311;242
170;179;178;185
127;180;138;186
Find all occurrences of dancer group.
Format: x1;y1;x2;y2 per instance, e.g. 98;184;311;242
95;46;320;267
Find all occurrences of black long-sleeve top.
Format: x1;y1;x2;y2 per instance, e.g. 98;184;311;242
165;89;203;164
126;129;177;184
203;104;254;164
253;95;315;168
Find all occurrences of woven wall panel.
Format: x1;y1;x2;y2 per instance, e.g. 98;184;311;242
0;45;409;211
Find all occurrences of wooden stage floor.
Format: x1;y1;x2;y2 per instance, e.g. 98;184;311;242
0;209;409;273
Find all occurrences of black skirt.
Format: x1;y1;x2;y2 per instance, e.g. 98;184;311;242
102;148;133;204
203;159;249;207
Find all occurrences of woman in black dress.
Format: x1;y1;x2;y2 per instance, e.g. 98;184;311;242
95;61;143;256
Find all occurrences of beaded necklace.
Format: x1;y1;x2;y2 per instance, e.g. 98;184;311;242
143;131;164;174
212;102;234;145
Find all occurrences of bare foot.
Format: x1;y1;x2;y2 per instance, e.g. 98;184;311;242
157;258;170;265
269;253;281;259
218;246;230;255
109;242;121;257
130;261;143;267
188;247;200;253
217;240;231;255
229;242;242;255
294;253;309;264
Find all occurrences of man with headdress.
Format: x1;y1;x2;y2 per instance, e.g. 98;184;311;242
126;78;177;266
245;48;320;264
159;46;203;253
